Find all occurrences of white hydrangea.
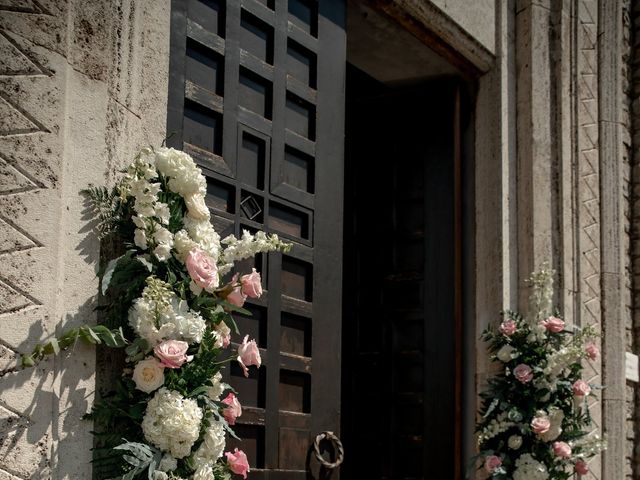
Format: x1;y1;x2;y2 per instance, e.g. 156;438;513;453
142;388;203;459
129;278;206;345
153;147;207;196
219;230;290;275
207;372;225;401
192;418;226;469
193;465;214;480
513;454;548;480
173;229;199;262
158;454;177;472
183;216;220;261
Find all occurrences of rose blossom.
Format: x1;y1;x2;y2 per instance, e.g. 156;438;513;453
215;321;231;348
553;441;572;458
513;363;534;383
499;319;517;336
241;268;263;298
508;435;522;450
572;379;591;397
184;193;210;220
497;345;517;363
132;357;165;393
154;339;192;368
226;448;250;479
575;459;589;475
585;342;599;360
531;414;551;435
186;249;219;292
222;392;242;425
484;455;502;474
540;315;565;333
237;335;261;377
226;274;247;307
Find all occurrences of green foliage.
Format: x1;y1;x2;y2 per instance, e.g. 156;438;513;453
21;325;128;367
81;186;133;241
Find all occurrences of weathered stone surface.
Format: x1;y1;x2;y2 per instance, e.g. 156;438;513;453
0;0;169;478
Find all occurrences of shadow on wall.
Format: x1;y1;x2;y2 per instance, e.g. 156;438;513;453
0;195;101;479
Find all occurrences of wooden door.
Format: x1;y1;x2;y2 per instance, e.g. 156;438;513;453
166;1;346;478
342;67;466;479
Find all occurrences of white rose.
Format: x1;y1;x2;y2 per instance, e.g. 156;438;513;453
152;472;168;480
184;193;210;220
508;435;523;450
132;357;165;393
134;228;148;249
497;344;517;362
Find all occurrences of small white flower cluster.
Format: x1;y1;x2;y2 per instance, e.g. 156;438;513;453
120;150;175;261
477;412;516;445
207;372;226;402
192;418;226;469
543;344;582;378
129;277;206;345
142;388;203;459
219;230;290;275
513;453;549;480
571;433;607;457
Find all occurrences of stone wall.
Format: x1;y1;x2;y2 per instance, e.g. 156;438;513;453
0;0;169;478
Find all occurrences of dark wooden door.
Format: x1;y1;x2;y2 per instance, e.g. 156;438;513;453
167;1;346;478
342;67;465;479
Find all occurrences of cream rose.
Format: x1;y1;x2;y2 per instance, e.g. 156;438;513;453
132;357;165;393
185;193;210;220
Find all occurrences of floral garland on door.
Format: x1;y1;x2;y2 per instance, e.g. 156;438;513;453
22;147;291;480
475;267;605;480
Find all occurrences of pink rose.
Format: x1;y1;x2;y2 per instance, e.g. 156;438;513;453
222;392;242;425
484;455;502;474
225;448;250;479
553;441;572;458
499;319;517;336
226;274;247;307
575;459;589;475
186;249;219;292
513;363;533;383
531;415;551;435
154;340;192;368
585;342;599;360
237;335;261;377
241;268;263;298
540;315;565;333
572;379;591;397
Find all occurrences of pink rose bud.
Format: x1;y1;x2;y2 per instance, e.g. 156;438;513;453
513;363;534;383
226;274;247;307
225;448;250;479
484;455;502;474
531;415;551;435
237;335;261;377
572;379;591;397
241;268;263;298
499;319;517;336
540;315;565;333
553;441;572;458
575;459;589;475
154;340;192;368
585;342;599;360
186;249;219;292
222;392;243;425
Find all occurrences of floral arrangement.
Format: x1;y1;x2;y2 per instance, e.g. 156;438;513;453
22;147;290;480
475;267;605;479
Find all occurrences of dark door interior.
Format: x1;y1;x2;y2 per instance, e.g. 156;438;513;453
341;65;466;479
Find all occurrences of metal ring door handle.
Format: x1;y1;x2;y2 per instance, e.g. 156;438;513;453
313;431;344;469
